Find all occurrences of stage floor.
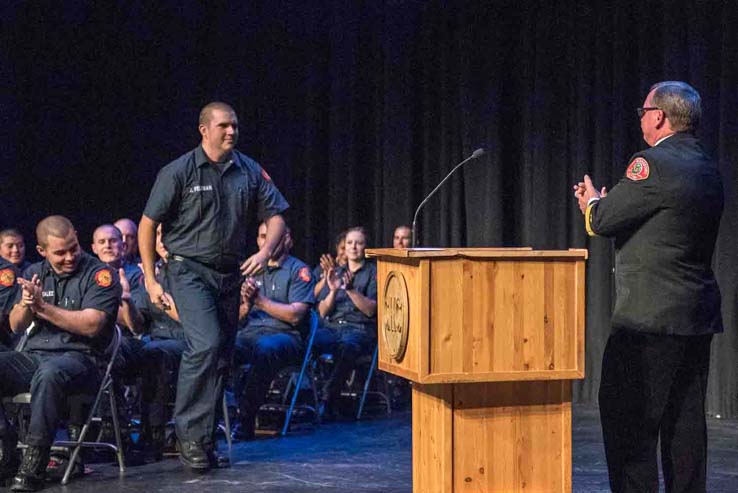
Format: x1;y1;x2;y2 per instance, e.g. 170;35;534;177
38;405;737;492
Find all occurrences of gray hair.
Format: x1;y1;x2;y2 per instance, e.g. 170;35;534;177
650;81;702;132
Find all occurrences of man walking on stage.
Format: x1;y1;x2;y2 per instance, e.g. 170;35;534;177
574;81;723;493
139;102;289;472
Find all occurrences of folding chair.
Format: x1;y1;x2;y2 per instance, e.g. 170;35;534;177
52;324;126;484
253;310;321;436
279;310;320;436
356;343;391;420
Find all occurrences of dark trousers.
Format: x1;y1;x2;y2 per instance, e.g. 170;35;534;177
166;257;240;445
139;337;186;427
314;323;374;408
232;327;303;428
598;329;712;493
0;350;99;447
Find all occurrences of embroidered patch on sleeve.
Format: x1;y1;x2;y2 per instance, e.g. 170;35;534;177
298;267;311;283
0;269;15;287
261;167;272;182
626;157;650;181
95;269;113;288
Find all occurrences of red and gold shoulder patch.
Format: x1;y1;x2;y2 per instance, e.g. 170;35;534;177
298;267;311;283
261;167;272;182
626;157;650;181
95;269;113;288
0;269;15;287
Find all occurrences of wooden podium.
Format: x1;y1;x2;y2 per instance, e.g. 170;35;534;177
367;248;587;493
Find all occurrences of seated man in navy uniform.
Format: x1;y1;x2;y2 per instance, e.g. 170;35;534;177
233;223;314;439
131;225;186;460
114;218;141;265
0;258;20;351
91;224;144;333
0;215;120;491
0;229;31;273
314;226;377;418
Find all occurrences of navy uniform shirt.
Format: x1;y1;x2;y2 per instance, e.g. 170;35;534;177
18;253;121;354
585;132;723;336
317;261;377;327
0;259;20;347
244;255;315;334
143;146;289;271
133;262;184;341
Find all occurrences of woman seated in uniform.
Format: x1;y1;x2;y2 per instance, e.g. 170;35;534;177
314;226;376;418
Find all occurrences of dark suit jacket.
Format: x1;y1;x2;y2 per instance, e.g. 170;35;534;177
586;132;723;335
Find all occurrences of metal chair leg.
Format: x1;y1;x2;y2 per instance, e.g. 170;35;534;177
222;393;232;457
108;385;126;473
356;344;379;420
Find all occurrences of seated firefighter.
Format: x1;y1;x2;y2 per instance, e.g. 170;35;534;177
0;216;120;491
232;223;315;439
314;226;377;418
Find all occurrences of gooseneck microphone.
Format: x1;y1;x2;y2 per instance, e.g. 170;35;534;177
411;148;485;247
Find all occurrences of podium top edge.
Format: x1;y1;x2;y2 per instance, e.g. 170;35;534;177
365;247;589;260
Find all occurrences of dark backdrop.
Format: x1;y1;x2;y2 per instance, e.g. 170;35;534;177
2;0;737;417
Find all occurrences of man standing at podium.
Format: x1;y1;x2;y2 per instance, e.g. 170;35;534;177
574;81;723;493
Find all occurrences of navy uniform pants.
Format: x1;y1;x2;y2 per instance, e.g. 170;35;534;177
232;327;303;430
166;257;240;446
139;337;186;427
598;329;712;493
0;350;99;447
313;322;375;409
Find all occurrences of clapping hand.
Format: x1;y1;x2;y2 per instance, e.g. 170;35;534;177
342;269;354;290
17;274;42;311
573;175;607;214
319;254;336;276
326;267;343;292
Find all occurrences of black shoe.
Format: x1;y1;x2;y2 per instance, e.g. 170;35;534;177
0;433;20;483
177;441;210;472
11;446;49;492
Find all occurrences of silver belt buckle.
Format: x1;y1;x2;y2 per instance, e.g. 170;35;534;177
169;254;185;262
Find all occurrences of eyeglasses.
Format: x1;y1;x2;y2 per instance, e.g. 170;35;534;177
636;107;660;118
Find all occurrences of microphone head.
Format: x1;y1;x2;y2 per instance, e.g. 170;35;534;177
471;148;485;159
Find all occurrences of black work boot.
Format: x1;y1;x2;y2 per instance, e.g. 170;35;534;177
0;432;20;483
177;440;210;472
10;446;50;492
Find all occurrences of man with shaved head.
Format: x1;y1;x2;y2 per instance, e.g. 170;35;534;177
114;218;140;264
140;101;289;471
0;216;120;490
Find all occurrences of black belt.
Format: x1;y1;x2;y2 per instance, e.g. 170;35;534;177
169;254;239;274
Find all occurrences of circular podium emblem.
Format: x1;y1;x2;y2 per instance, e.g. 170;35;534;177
382;271;410;361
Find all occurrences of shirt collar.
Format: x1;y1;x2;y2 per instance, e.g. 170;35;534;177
654;133;676;146
194;146;211;168
195;145;236;170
